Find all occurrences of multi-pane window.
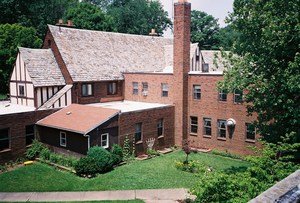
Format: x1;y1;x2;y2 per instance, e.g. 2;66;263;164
0;128;9;151
82;84;93;96
219;90;227;101
142;82;148;93
246;123;255;140
234;89;243;103
101;133;109;148
107;82;117;95
135;123;142;142
203;118;212;136
60;132;66;147
161;83;169;97
190;116;198;134
217;120;226;138
18;84;25;97
157;119;164;137
25;125;35;146
193;85;201;100
133;82;138;95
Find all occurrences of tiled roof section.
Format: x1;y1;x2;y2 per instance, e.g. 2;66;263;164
37;104;120;134
201;50;226;72
19;47;65;87
48;25;173;82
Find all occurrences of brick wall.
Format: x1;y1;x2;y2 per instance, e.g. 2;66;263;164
0;109;59;164
188;74;260;155
119;106;175;155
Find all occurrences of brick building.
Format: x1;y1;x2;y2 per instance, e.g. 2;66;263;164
0;0;258;162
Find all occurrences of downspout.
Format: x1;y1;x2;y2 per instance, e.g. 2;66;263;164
84;134;90;150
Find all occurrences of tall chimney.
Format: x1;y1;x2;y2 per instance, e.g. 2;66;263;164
173;0;191;146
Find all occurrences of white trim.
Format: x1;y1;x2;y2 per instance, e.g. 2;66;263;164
101;133;109;149
60;131;67;147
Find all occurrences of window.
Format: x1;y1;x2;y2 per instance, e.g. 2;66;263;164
18;84;25;97
234;89;243;103
60;132;66;147
135;123;142;142
193;85;201;100
246;123;255;141
190;116;198;134
133;82;138;95
202;63;209;72
0;128;9;151
157;119;164;137
161;83;169;97
203;118;212;136
107;82;117;95
219;90;227;101
25;125;35;146
101;133;109;148
82;84;93;96
142;82;148;93
217;120;226;138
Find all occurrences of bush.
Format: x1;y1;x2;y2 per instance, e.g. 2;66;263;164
26;140;46;160
87;146;113;173
111;144;123;165
147;149;160;157
122;136;133;161
75;156;98;177
40;147;51;160
175;160;209;173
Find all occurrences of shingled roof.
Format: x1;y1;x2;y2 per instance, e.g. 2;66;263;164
49;25;174;82
19;47;65;87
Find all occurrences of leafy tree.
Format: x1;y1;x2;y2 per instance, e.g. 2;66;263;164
215;25;240;50
0;24;42;94
219;0;300;147
108;0;171;35
191;10;220;50
63;2;116;32
83;0;113;10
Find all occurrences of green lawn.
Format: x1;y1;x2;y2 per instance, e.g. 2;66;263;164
0;151;250;192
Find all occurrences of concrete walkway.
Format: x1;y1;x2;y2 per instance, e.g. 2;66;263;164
0;188;194;202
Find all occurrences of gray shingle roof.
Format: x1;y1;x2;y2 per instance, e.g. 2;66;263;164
19;47;66;87
49;25;174;82
201;50;226;73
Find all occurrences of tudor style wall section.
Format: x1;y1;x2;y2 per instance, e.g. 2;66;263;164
173;0;191;146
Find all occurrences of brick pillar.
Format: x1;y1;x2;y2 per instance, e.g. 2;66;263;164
173;0;191;146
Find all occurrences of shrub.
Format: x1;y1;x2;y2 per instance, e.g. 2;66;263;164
147;149;160;157
111;144;123;165
87;146;113;173
26;140;46;160
75;156;98;177
40;147;51;160
175;160;209;173
122;136;132;161
211;149;242;160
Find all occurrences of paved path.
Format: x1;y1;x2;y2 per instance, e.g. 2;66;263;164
0;188;194;202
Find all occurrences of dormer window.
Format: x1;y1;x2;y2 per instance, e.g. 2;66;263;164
202;63;209;72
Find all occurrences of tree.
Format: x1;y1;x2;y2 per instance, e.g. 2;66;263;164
191;10;220;50
219;0;300;147
108;0;171;36
63;2;116;31
215;25;240;51
0;24;42;94
83;0;113;10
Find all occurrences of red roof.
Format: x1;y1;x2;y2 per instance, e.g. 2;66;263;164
37;104;120;134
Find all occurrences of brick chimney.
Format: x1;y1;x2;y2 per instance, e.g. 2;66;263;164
173;0;191;146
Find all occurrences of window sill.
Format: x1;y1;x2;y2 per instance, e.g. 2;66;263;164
136;141;143;145
245;139;256;143
158;135;164;139
190;133;198;136
203;135;212;139
218;100;227;103
0;149;11;153
217;137;226;141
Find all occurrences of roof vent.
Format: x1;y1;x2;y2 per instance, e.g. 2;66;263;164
202;63;209;72
66;111;72;115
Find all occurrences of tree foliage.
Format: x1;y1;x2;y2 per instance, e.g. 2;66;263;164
108;0;171;35
191;10;220;50
219;0;300;146
0;24;42;94
63;2;115;31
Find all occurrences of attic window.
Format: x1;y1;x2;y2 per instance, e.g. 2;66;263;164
18;84;25;97
202;63;209;72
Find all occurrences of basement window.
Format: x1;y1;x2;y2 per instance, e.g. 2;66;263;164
217;120;226;138
107;82;117;95
60;132;66;147
157;119;164;137
234;89;243;103
161;83;169;97
18;84;25;97
190;116;198;134
193;85;201;100
135;123;142;142
246;123;255;141
203;118;212;136
101;133;109;149
82;84;93;96
25;125;35;146
0;128;10;151
133;82;138;95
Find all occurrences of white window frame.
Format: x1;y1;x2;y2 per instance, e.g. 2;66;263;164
217;120;227;138
161;83;169;97
133;82;139;95
193;85;201;100
60;132;67;147
219;90;227;101
203;118;212;136
108;82;117;95
190;116;198;134
234;89;243;103
101;133;109;148
82;84;93;96
18;84;25;97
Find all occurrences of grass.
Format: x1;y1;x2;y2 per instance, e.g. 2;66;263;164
0;151;250;192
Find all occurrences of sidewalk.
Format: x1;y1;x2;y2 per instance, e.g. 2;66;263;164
0;188;194;202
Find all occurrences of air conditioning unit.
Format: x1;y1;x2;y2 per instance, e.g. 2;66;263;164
142;91;148;96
